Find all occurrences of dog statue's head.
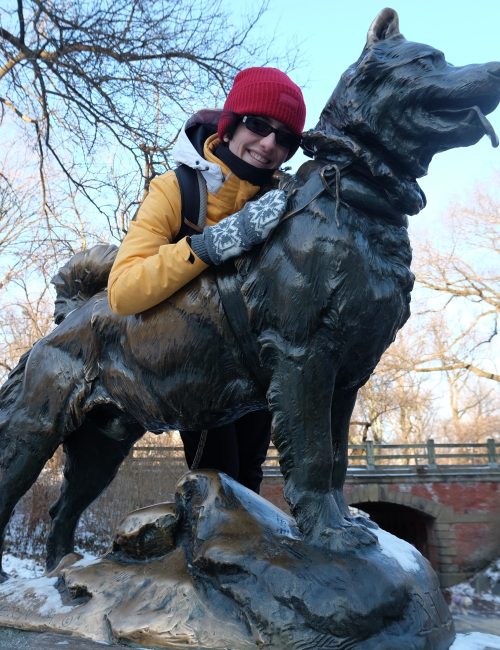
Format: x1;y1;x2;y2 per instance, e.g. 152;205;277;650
304;8;500;179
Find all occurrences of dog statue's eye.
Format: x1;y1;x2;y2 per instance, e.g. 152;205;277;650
430;51;446;67
417;51;445;71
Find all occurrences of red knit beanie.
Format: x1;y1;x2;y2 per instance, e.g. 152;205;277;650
217;67;306;141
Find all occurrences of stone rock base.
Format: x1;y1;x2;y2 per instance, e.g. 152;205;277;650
0;471;455;649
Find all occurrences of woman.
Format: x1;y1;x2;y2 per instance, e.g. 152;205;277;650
108;67;306;493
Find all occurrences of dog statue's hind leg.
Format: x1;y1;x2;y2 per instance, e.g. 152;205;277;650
0;423;60;581
46;414;144;571
0;335;95;580
0;354;65;580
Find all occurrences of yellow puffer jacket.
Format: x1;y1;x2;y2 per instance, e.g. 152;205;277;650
107;135;260;315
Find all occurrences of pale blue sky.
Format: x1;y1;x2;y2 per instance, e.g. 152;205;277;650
236;0;500;234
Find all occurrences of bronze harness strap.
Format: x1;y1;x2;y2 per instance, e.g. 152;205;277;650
279;162;351;227
214;163;345;391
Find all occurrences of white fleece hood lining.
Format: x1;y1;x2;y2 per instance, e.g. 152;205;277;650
172;113;225;194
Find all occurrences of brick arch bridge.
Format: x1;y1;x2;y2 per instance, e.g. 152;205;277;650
261;439;500;587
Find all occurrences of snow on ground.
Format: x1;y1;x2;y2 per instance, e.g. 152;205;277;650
448;559;500;616
2;551;97;579
2;553;500;649
2;552;44;578
451;632;500;649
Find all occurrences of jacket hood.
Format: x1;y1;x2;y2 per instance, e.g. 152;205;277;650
172;109;225;194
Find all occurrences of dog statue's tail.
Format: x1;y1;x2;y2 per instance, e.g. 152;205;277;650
51;244;118;324
0;349;31;415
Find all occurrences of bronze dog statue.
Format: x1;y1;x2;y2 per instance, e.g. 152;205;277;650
1;8;499;576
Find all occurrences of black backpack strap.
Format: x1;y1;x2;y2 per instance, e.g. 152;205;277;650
174;165;208;242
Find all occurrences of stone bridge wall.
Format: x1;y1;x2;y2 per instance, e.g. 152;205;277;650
261;466;500;587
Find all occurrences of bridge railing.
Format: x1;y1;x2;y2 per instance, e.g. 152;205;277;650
350;438;497;469
131;438;498;473
262;438;498;471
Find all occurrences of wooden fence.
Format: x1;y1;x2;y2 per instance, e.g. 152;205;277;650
132;438;498;473
345;439;498;469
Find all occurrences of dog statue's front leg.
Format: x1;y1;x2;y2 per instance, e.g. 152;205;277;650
264;337;375;551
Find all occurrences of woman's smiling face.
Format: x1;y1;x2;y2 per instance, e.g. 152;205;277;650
225;116;290;170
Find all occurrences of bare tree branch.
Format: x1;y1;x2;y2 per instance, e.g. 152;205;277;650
413;362;500;383
0;0;299;382
0;0;287;235
413;186;500;384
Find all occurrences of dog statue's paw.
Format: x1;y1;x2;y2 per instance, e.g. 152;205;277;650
318;523;378;553
349;513;379;530
294;490;378;552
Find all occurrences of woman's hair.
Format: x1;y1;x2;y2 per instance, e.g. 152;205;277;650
219;112;241;141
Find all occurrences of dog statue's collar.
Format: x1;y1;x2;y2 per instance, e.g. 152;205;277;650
282;159;413;228
301;129;426;218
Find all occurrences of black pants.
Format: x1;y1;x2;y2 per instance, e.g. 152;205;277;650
180;410;271;494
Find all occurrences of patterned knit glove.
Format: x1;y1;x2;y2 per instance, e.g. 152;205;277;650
189;190;287;265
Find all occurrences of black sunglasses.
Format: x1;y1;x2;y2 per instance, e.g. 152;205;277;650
241;115;301;150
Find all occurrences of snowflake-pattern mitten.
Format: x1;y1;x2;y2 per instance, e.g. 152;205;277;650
189;189;287;265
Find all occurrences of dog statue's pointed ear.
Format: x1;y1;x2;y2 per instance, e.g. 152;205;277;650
366;8;400;45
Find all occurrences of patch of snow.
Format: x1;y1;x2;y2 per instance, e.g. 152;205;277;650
485;562;500;581
2;553;44;578
448;559;500;616
3;551;98;579
71;551;100;569
451;632;500;649
0;574;74;616
374;526;421;572
1;552;100;618
36;577;76;616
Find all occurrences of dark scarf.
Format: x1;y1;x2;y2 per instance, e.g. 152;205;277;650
214;144;274;187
